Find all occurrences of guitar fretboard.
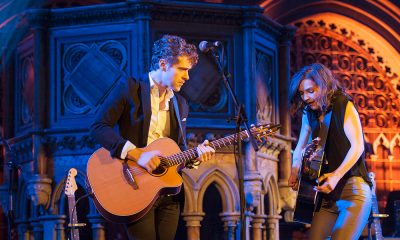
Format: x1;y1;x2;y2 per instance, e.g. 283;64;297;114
161;130;251;167
68;196;80;240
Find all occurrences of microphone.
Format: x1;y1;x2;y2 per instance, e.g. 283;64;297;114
198;41;222;52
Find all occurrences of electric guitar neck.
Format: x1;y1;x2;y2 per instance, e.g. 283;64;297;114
65;168;80;240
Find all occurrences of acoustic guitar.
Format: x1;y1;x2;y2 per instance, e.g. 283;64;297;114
87;123;280;223
293;137;323;224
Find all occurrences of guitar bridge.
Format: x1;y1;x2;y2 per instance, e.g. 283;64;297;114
123;162;139;190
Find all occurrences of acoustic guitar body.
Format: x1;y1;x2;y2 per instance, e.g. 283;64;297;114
87;138;182;223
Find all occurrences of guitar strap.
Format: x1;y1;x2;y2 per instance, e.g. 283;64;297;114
173;96;188;151
316;110;333;162
313;109;333;212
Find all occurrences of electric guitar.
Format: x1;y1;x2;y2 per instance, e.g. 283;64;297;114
87;123;280;223
65;168;79;240
369;172;384;240
293;137;323;224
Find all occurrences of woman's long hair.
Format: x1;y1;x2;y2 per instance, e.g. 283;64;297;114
288;63;343;115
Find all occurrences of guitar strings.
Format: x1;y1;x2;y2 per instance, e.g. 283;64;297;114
125;125;279;174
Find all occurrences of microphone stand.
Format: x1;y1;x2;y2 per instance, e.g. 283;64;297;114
208;45;259;240
1;134;18;240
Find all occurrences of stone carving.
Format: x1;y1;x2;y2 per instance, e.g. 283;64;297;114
26;175;52;209
62;41;127;114
44;134;98;153
18;54;34;126
188;81;228;113
279;186;297;222
244;179;262;211
256;51;273;124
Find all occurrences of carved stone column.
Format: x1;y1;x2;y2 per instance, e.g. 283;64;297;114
244;178;262;211
1;40;15;139
26;10;50;176
244;141;263;211
55;216;66;240
242;11;257;118
31;220;43;240
130;1;152;77
20;11;54;222
181;212;205;240
245;211;254;240
277;25;296;181
26;174;52;211
278;25;297;215
251;214;266;240
266;214;281;240
243;141;264;240
40;214;66;240
16;221;30;240
87;213;106;240
220;212;240;240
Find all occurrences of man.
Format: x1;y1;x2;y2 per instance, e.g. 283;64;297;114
90;35;215;240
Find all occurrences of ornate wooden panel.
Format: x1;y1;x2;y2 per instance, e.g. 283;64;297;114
50;24;134;128
180;39;230;116
255;49;277;125
291;19;400;210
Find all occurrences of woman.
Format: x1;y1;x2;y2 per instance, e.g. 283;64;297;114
288;63;372;239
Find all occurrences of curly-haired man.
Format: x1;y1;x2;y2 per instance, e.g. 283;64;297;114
90;35;215;239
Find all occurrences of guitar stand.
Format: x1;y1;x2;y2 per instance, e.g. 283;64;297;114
67;222;86;240
367;213;389;240
68;223;86;228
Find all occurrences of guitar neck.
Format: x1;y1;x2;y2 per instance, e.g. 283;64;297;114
371;195;384;240
68;196;80;240
164;129;250;167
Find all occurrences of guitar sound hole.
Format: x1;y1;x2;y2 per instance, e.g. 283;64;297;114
151;166;167;176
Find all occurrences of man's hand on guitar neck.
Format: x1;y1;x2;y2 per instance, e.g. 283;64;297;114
125;140;215;172
127;148;161;173
196;140;216;163
188;140;216;169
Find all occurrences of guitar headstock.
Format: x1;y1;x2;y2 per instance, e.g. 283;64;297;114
65;168;78;197
250;123;281;143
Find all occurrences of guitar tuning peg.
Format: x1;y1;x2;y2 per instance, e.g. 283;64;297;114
250;124;255;128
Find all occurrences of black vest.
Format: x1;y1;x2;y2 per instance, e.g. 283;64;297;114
307;91;372;200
